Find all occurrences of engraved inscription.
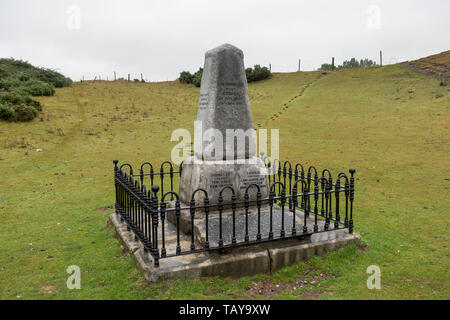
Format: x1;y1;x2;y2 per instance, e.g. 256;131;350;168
240;170;266;190
199;93;209;110
217;82;245;107
209;172;232;190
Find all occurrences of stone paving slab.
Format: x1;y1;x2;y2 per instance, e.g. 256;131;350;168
110;213;360;283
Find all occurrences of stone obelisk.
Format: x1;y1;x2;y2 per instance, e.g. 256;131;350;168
179;44;269;206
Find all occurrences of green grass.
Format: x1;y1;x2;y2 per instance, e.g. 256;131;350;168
0;63;449;299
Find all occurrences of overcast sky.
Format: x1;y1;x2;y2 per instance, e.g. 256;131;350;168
0;0;448;82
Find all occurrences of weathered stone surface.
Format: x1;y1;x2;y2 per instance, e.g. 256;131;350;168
179;156;269;205
195;43;255;161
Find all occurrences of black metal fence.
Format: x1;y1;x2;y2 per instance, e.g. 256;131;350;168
113;158;356;267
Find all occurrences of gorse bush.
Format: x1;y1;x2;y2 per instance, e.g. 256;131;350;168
192;68;203;87
179;65;271;87
246;65;271;82
0;58;71;122
179;71;193;84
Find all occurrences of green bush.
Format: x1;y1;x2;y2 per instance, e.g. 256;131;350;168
0;103;17;121
22;79;55;96
179;65;271;87
179;71;193;84
192;68;203;87
14;104;37;121
0;58;71;121
319;57;377;71
246;65;271;82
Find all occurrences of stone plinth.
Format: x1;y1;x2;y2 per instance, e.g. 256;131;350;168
179;156;269;206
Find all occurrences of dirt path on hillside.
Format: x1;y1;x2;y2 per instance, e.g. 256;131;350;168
402;61;450;82
258;72;328;127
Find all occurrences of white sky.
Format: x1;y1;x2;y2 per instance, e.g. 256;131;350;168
0;0;449;82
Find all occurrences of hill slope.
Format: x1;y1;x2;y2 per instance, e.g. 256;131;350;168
0;58;448;299
404;50;450;82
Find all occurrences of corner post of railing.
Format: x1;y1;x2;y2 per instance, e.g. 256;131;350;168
140;167;144;187
151;185;160;267
113;159;119;214
344;179;350;228
349;168;356;234
189;198;196;251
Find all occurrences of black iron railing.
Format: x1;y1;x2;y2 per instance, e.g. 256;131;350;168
113;157;356;267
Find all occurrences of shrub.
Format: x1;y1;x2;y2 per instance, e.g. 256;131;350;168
318;63;334;71
192;68;203;87
0;58;72;122
179;65;271;87
134;79;140;82
0;77;21;91
0;103;17;121
21;79;55;96
319;57;377;70
0;91;26;105
14;104;37;121
179;71;193;84
246;65;271;82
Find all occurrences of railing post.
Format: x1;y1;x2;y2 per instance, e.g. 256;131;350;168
204;197;210;249
349;168;356;234
257;191;262;240
314;181;319;233
190;198;196;251
244;193;250;242
269;190;274;239
280;188;285;238
151;185;160;267
334;178;340;229
175;199;181;254
160;202;166;257
218;195;224;247
292;186;297;236
231;194;237;244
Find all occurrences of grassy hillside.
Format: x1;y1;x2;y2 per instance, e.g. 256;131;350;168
0;61;448;299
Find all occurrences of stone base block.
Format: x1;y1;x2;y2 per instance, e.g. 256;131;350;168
110;213;360;283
